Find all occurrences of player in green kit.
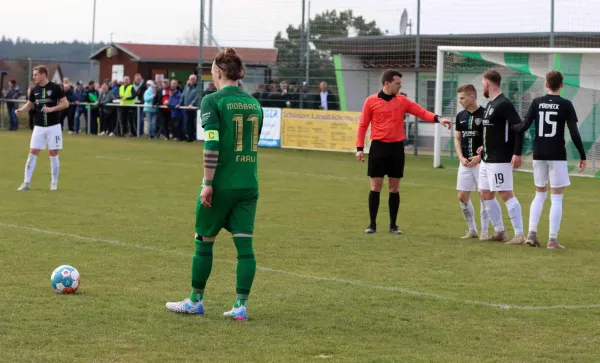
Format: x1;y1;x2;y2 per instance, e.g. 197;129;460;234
166;48;263;321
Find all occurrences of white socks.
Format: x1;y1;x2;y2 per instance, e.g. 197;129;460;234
50;155;60;185
23;154;60;186
528;192;547;233
483;199;504;232
24;154;37;184
549;194;563;239
460;200;477;232
480;200;489;235
505;197;524;236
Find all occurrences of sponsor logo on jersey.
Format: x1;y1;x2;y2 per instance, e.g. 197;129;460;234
462;130;479;137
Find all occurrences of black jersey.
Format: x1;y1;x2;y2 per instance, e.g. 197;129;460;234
455;106;485;159
28;81;65;127
513;94;586;161
481;93;524;163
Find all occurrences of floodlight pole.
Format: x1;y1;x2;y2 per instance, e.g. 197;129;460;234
198;0;205;111
208;0;214;46
550;0;555;47
305;1;311;84
300;0;306;69
90;0;97;81
414;0;421;156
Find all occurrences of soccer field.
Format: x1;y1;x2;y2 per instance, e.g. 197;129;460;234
1;131;600;363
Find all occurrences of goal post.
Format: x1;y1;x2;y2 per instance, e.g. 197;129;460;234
433;46;600;178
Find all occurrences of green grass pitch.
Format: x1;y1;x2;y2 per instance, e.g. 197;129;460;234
1;131;600;362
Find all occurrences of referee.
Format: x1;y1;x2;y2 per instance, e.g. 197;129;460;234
356;70;452;234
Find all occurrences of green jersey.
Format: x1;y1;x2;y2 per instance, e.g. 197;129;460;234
201;86;263;190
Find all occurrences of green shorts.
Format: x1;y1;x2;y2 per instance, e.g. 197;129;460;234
195;188;259;237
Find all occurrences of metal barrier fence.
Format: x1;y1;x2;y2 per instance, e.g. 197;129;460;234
0;98;199;138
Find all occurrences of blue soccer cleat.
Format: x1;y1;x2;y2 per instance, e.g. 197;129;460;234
223;306;248;321
166;298;205;315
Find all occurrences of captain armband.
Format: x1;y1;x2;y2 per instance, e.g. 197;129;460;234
204;129;220;151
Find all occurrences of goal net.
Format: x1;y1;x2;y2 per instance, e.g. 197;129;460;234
433;46;600;178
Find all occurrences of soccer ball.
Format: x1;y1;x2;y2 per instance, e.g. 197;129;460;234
50;265;81;294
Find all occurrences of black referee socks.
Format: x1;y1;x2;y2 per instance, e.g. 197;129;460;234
389;192;400;228
368;191;380;227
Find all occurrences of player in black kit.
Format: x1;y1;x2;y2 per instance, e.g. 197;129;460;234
476;70;526;245
15;65;69;191
512;70;586;249
453;84;490;240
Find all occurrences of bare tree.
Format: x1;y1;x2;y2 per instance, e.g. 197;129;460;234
178;28;200;45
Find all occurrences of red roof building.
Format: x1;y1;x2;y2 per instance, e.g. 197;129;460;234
90;43;277;91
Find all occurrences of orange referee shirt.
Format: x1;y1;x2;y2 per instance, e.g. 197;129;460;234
356;91;437;149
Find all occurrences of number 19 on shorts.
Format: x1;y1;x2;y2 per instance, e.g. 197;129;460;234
495;173;504;186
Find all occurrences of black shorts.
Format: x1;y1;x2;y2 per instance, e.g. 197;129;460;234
367;140;405;178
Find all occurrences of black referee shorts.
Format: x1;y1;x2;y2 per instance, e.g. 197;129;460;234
367;140;405;179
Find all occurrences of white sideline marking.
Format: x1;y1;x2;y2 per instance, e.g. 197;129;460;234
2;222;599;311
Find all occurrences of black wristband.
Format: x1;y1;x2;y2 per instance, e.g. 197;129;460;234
434;115;440;123
357;147;364;152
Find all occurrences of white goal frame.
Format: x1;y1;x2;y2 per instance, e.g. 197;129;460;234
433;46;600;169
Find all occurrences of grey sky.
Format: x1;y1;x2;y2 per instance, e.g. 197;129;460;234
1;0;599;50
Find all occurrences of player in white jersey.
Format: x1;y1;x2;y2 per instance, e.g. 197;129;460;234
453;84;490;240
512;70;587;249
15;65;69;191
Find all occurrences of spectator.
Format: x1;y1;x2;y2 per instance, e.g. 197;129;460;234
168;79;185;141
317;81;339;110
205;82;217;95
60;78;75;132
132;73;147;103
299;81;313;109
86;80;100;135
73;80;86;134
274;80;291;108
119;76;136;136
144;80;158;139
156;79;171;139
262;81;278;108
252;84;264;104
132;73;147;136
5;80;21;131
98;83;116;136
26;82;35;130
110;79;120;98
288;81;300;108
177;74;198;142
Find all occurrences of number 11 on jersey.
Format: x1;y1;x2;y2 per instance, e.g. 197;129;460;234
233;114;259;152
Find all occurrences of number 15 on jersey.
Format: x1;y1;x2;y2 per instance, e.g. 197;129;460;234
538;111;557;138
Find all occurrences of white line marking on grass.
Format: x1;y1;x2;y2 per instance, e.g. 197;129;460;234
3;222;599;311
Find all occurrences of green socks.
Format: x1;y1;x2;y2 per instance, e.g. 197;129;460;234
190;238;214;302
234;236;256;306
188;236;255;307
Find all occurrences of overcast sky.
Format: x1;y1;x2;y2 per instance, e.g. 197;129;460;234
1;0;599;50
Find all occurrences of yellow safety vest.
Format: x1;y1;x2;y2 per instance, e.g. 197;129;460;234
119;84;135;105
